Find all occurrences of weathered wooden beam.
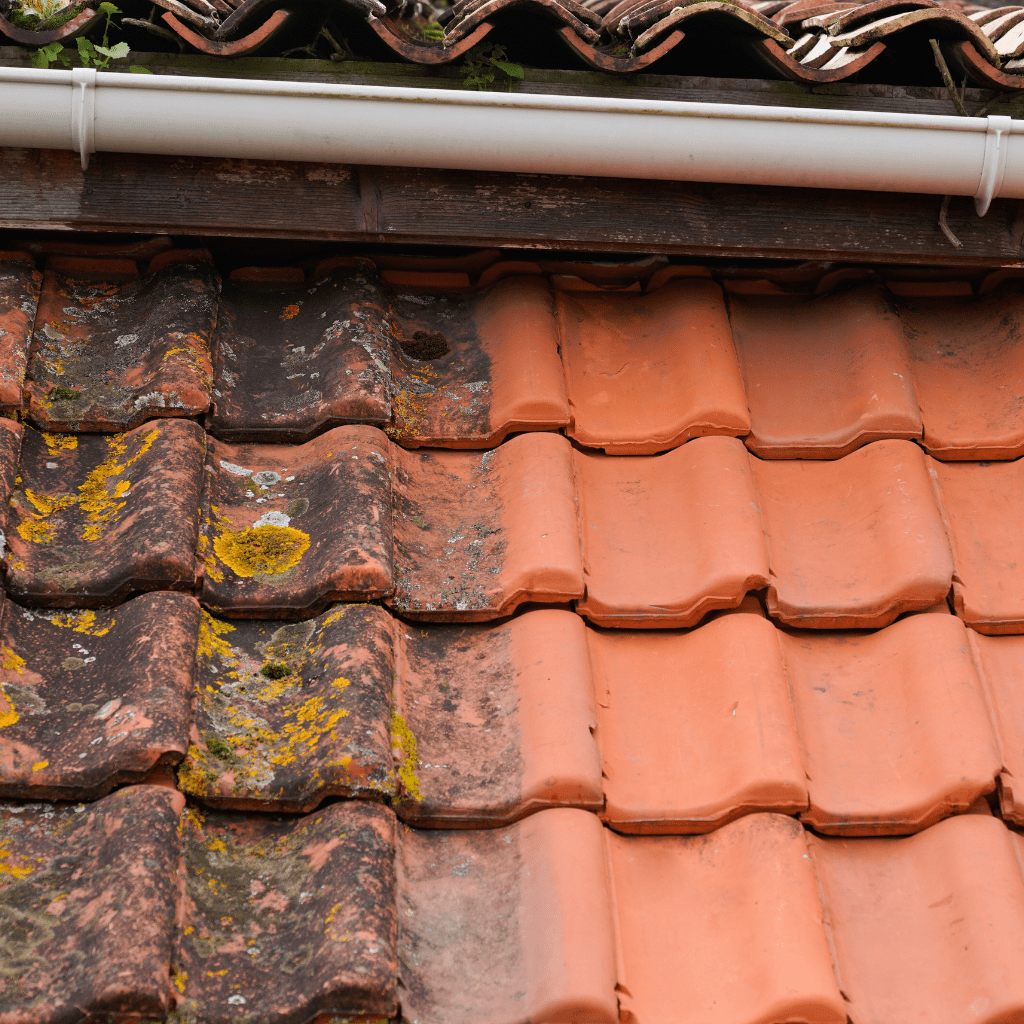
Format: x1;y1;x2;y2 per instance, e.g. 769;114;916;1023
1;147;1022;266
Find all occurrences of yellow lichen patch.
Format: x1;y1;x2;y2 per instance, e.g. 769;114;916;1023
195;507;225;584
77;428;159;541
24;488;76;517
31;760;48;772
1;647;25;674
280;303;301;320
171;967;187;994
0;839;35;879
213;524;310;578
17;520;55;544
387;362;438;442
197;612;238;663
390;710;423;803
41;432;78;453
48;609;113;637
0;684;18;729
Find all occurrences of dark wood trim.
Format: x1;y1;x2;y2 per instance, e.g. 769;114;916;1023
2;147;1022;266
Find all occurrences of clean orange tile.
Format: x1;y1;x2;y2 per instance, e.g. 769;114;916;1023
558;280;749;454
902;286;1024;459
811;814;1024;1024
398;807;617;1024
607;814;846;1024
394;609;603;825
390;432;584;620
732;286;922;458
575;435;770;627
781;613;1000;834
592;606;807;832
752;439;953;627
931;458;1024;633
968;630;1024;825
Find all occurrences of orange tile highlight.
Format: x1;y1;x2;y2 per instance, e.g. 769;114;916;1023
575;435;770;627
732;285;922;459
753;439;953;627
558;279;749;454
608;814;847;1024
902;286;1024;459
812;814;1024;1024
782;613;1001;834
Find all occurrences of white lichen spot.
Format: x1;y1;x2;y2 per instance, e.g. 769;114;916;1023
115;334;139;348
253;471;281;487
220;460;252;477
253;510;291;529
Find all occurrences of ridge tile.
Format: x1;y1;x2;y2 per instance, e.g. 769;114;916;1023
0;592;200;801
24;256;218;432
6;420;206;607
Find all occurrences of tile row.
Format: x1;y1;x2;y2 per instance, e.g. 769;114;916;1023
4;418;1024;630
4;788;1024;1024
4;594;1024;835
6;252;1024;458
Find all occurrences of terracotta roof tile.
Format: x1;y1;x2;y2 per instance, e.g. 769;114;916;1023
6;420;206;607
0;784;185;1024
0;255;40;414
24;256;218;432
199;427;393;617
0;592;200;801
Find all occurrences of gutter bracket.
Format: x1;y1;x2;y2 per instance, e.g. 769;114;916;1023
70;67;96;172
974;114;1013;217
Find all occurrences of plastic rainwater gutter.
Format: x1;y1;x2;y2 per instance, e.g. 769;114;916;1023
0;65;1020;215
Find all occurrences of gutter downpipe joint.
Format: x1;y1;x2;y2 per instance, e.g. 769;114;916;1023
0;66;1021;214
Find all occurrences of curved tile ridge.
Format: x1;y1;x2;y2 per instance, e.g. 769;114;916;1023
0;784;185;1024
24;253;218;433
6;419;206;607
812;813;1024;1024
752;438;954;627
199;426;393;617
0;252;40;413
0;592;200;802
173;800;398;1024
389;430;584;620
398;807;618;1024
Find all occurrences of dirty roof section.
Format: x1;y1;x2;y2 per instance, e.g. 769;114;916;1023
4;241;1024;1023
3;0;1024;88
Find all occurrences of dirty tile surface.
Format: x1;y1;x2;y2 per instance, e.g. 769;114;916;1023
4;249;1024;1024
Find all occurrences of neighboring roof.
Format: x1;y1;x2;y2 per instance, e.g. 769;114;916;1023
4;244;1024;1023
3;0;1024;86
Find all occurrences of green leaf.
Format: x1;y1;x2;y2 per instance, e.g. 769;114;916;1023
128;64;153;73
94;41;129;58
30;47;50;68
490;58;524;78
76;35;95;56
97;2;121;11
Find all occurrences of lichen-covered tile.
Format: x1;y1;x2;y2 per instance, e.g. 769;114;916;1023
398;808;617;1024
575;435;770;627
394;609;602;826
811;815;1024;1024
199;427;393;617
178;604;395;812
0;592;200;801
0;417;23;570
387;276;568;449
902;285;1024;459
732;285;923;458
931;457;1024;633
0;252;41;412
558;279;749;454
24;254;218;431
6;420;206;606
172;800;397;1024
753;439;953;627
389;432;583;621
593;605;807;833
0;785;184;1024
781;613;1000;834
968;631;1024;825
607;814;846;1024
209;267;391;443
6;421;205;606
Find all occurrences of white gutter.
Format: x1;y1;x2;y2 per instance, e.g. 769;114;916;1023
0;65;1020;215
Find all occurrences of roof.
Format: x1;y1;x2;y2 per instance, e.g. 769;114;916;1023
3;0;1024;88
3;244;1024;1023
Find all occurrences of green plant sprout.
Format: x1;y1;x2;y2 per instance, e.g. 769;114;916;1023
459;43;524;91
30;2;151;73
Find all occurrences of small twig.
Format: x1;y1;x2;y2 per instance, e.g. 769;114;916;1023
973;93;1005;118
938;194;963;249
930;38;968;117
